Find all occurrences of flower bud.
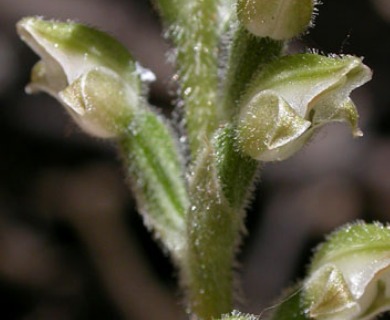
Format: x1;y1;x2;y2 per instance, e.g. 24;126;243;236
304;223;390;320
17;17;142;137
237;0;314;40
237;53;372;162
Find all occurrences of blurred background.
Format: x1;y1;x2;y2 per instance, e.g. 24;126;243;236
0;0;389;319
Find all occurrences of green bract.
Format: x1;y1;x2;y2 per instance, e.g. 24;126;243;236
304;223;390;320
237;0;314;40
237;54;372;161
17;16;141;138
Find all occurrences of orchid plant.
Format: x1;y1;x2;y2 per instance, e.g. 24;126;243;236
16;1;390;319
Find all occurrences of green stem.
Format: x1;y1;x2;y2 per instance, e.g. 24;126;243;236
154;4;284;319
184;127;259;319
155;0;225;156
185;143;238;319
174;3;221;156
119;110;189;259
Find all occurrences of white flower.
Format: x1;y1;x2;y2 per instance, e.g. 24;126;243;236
237;53;372;161
17;17;141;138
304;223;390;320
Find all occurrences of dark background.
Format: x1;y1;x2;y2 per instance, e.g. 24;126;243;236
0;0;389;319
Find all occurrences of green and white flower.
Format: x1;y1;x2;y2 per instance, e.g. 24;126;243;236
237;53;372;162
304;223;390;320
17;17;142;138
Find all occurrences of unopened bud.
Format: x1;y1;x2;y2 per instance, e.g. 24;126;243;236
237;0;315;40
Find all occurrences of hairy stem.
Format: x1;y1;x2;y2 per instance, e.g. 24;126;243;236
184;127;259;319
155;0;226;156
185;143;239;319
